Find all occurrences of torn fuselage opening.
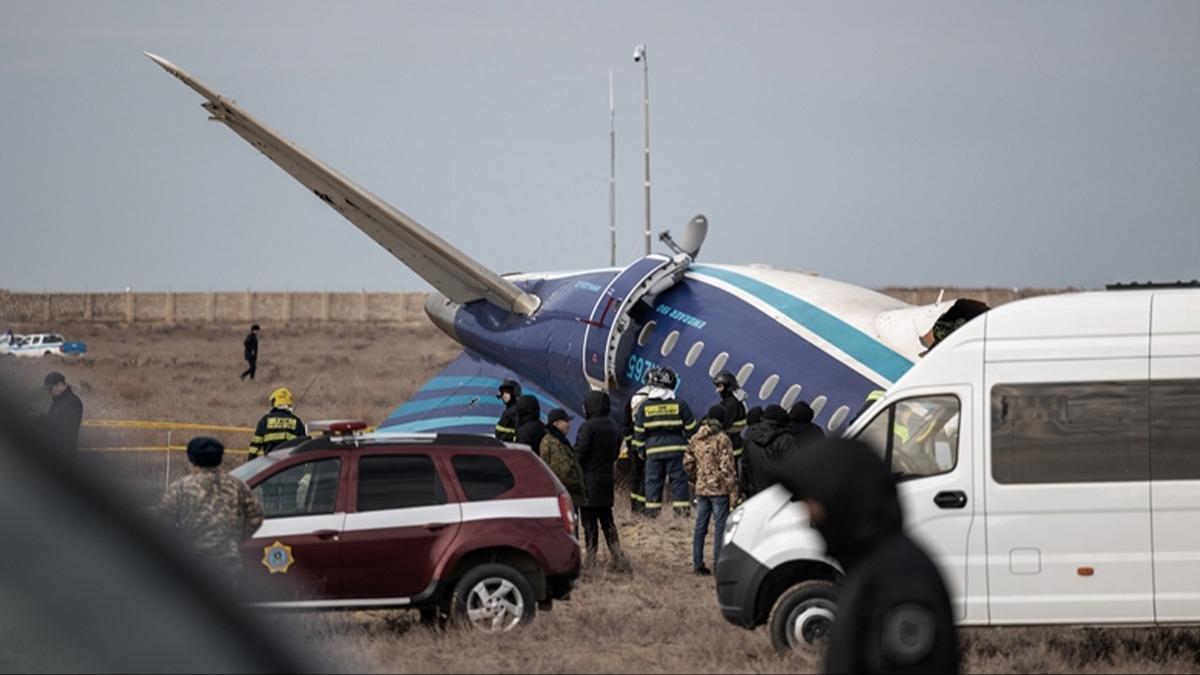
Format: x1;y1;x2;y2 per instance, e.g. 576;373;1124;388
920;299;989;351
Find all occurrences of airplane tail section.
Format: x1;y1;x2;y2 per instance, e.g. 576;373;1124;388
144;53;539;316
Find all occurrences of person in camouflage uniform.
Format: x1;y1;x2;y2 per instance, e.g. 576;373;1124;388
540;408;587;510
158;437;264;586
683;405;737;575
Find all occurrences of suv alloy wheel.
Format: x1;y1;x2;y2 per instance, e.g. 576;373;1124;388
451;563;537;633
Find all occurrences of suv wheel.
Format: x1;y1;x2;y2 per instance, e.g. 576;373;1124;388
768;579;838;655
451;563;536;633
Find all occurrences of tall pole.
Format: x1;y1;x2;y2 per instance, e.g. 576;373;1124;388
634;44;651;256
609;70;616;267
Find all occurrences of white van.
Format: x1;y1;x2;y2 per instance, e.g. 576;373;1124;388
715;285;1200;653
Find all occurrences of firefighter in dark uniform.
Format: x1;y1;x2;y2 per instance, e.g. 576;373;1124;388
712;370;748;461
622;387;652;514
632;366;698;518
494;379;522;442
779;439;959;674
248;387;306;460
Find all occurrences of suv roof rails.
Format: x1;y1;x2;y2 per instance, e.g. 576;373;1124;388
313;431;510;449
1106;280;1200;290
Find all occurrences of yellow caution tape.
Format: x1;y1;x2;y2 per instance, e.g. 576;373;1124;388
82;419;254;433
81;446;251;455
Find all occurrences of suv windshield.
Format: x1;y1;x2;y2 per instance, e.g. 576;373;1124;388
856;395;961;480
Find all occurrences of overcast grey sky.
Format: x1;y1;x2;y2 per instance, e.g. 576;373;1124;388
2;1;1197;291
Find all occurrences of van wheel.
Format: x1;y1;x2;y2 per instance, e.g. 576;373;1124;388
451;563;536;633
769;579;838;655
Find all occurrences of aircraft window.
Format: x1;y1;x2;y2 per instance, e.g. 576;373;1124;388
828;405;851;431
811;395;828;416
759;375;780;401
781;384;803;409
637;321;656;347
684;341;705;367
736;363;755;386
709;352;730;378
661;330;680;358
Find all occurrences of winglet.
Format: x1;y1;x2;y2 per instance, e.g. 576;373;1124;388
145;53;540;316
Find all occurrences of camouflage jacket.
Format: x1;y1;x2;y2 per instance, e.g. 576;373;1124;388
540;428;588;507
684;419;737;496
158;468;264;568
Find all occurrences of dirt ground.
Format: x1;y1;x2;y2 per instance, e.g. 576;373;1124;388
3;321;1199;674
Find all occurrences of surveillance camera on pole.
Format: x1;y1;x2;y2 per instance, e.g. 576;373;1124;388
633;45;650;256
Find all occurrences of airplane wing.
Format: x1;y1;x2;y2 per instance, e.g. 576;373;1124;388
378;351;569;434
144;53;539;316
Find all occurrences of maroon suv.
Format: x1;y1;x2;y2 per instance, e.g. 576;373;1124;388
229;431;580;632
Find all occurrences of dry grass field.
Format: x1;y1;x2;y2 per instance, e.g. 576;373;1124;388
2;321;1198;674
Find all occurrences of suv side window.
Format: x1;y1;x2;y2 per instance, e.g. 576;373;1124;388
357;455;446;512
255;458;342;518
452;455;516;501
855;395;961;480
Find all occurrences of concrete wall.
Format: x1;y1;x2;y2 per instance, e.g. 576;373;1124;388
0;287;1071;325
0;291;429;324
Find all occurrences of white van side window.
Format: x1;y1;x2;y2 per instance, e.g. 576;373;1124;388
1151;379;1200;480
992;381;1148;484
856;395;961;480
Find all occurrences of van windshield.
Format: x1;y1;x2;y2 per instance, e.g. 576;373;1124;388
857;395;960;480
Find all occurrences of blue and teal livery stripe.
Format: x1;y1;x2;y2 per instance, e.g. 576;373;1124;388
690;265;914;383
379;416;498;433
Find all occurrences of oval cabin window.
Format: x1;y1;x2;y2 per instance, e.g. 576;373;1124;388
661;330;680;357
637;321;656;347
709;352;730;378
759;374;780;401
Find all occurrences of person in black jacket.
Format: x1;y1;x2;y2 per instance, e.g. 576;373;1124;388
494;379;522;442
777;439;959;675
240;324;260;381
788;401;825;447
745;405;763;428
740;404;800;498
712;370;748;459
575;390;630;571
514;394;545;457
43;371;83;450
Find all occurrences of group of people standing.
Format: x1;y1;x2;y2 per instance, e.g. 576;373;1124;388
495;366;828;577
494;380;631;571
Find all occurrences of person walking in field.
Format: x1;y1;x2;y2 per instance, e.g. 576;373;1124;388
240;324;260;380
157;437;264;586
248;387;306;460
684;405;737;576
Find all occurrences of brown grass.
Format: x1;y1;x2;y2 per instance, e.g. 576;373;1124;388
3;321;1198;674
